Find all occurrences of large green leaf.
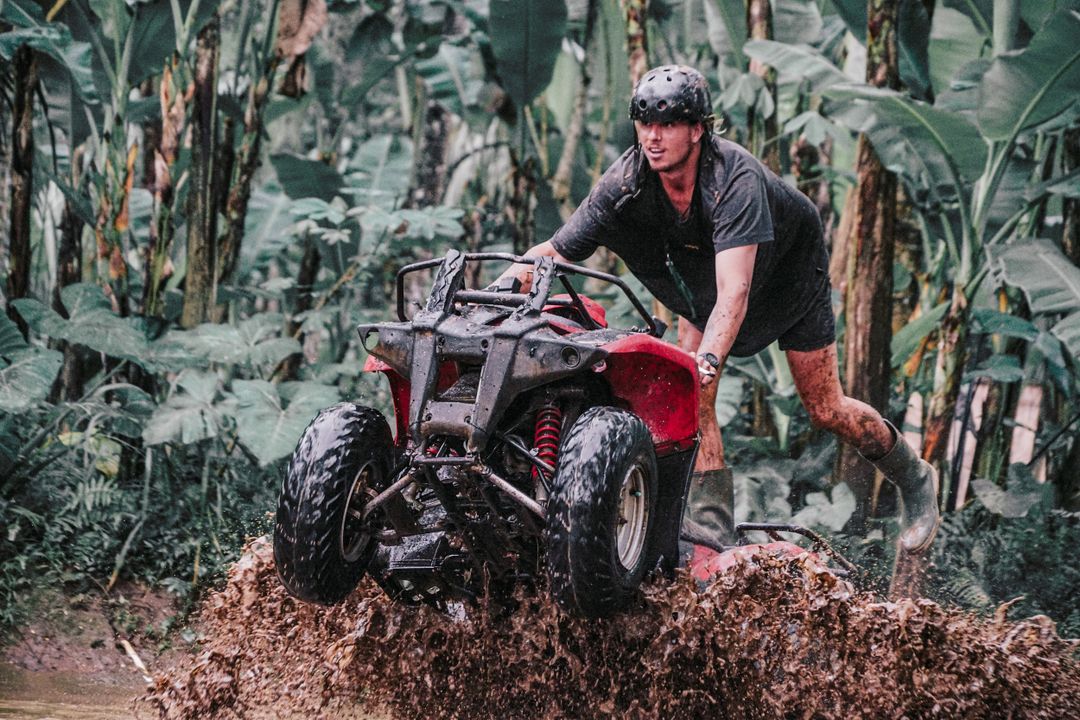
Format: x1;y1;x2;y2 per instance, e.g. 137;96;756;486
971;464;1046;518
232;380;340;465
415;44;486;118
489;0;567;111
965;354;1025;383
826;84;986;192
0;348;62;413
704;0;747;68
129;0;217;84
0;313;28;355
995;237;1080;358
970;308;1038;340
1050;313;1080;362
895;0;933;100
997;238;1080;314
544;47;582;135
977;9;1080;141
143;370;223;446
0;2;98;102
891;300;949;367
743;40;848;94
774;0;823;45
158;314;302;368
271;153;345;201
12;284;150;364
942;0;991;35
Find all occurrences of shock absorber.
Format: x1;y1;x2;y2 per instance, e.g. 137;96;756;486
532;401;563;484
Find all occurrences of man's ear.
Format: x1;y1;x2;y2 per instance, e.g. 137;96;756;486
691;122;705;143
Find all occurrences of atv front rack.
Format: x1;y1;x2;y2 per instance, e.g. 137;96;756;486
393;251;666;338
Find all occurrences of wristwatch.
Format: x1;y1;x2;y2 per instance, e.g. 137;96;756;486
697;352;720;376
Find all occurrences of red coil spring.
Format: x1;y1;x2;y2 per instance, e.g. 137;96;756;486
532;403;562;481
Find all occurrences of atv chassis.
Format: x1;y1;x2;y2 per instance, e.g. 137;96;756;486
274;251;701;617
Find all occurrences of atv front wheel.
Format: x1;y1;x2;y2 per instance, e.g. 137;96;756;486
546;406;659;617
274;403;395;605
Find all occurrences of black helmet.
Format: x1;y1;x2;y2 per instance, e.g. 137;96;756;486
628;65;712;124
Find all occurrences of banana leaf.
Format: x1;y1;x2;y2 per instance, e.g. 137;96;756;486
977;8;1080;142
826;84;986;196
489;0;567;112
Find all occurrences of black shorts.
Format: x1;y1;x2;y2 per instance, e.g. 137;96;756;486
776;279;836;353
722;274;836;357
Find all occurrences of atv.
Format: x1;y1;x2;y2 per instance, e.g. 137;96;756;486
273;250;702;617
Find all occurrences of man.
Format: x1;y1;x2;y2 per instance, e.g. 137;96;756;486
498;65;939;556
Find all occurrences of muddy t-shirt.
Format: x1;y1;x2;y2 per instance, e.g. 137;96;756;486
550;135;829;357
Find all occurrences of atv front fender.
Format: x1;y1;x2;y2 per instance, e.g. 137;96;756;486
599;334;699;449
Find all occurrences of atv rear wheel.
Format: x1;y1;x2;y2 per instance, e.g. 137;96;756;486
546;406;658;617
274;403;394;605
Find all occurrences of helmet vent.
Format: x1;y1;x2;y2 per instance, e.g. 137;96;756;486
657;100;668;110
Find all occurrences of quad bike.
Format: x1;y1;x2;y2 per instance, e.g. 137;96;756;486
273;250;856;617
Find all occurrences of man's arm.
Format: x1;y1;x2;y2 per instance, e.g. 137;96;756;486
493;241;572;293
695;244;756;385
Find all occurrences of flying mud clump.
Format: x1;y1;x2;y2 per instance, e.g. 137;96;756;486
143;538;1080;719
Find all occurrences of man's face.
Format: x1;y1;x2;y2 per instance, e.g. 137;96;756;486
634;120;704;173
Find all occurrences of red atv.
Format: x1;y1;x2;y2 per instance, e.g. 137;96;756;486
273;250;701;617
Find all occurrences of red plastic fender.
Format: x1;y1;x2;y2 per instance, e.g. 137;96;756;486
598;334;699;448
542;294;608;328
362;356;459;446
687;541;818;582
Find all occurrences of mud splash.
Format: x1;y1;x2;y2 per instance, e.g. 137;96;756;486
144;538;1080;719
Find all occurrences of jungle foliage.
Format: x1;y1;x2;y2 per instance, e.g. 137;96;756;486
1;0;1079;637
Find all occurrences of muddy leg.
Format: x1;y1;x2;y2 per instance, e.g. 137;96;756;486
787;343;940;555
678;318;724;470
678;318;733;551
784;343;891;456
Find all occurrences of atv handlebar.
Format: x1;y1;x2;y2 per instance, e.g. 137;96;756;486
394;252;664;337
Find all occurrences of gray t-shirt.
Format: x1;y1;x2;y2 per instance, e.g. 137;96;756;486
550;135;829;356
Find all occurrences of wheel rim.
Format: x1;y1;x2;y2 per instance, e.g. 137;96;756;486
616;462;649;570
340;461;378;562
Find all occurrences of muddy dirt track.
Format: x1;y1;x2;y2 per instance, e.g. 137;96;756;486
143;538;1080;719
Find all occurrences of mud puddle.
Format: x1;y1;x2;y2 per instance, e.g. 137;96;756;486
0;663;143;719
144;538;1080;719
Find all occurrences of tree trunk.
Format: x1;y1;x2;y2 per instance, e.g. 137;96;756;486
215;55;282;319
744;0;782;438
53;145;86;401
622;0;649;85
746;0;780;173
6;45;38;335
277;236;321;381
833;0;901;528
509;154;537;257
407;101;451;209
1064;129;1080;265
923;289;968;475
145;65;183;317
181;18;221;329
791;136;833;247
